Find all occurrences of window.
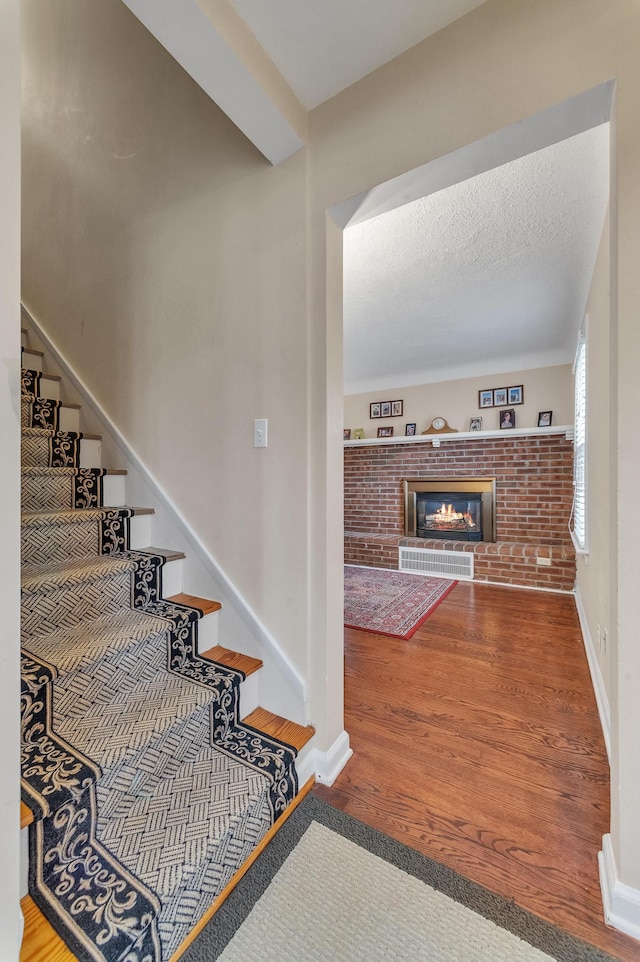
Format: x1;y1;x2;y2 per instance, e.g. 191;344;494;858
571;327;587;552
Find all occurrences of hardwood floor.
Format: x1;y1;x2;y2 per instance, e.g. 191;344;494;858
315;580;640;961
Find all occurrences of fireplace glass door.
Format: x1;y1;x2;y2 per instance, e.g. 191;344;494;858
416;493;483;541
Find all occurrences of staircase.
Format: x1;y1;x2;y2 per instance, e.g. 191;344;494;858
19;329;314;961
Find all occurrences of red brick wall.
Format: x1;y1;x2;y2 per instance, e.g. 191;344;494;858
344;435;576;590
344;435;573;548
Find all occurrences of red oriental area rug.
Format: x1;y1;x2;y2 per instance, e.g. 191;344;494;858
344;565;457;639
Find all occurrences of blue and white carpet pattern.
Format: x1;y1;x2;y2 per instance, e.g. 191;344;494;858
20;364;297;960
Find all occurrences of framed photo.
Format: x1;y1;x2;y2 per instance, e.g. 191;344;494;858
508;385;524;405
499;408;516;429
343;428;351;440
538;410;553;427
353;428;365;440
380;401;391;418
391;400;403;417
377;426;393;438
405;423;417;436
479;390;493;408
469;416;483;432
493;387;507;407
370;402;381;419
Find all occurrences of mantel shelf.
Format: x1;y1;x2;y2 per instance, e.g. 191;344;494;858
344;425;573;448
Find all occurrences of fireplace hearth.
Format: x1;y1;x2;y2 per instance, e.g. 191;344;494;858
403;478;496;542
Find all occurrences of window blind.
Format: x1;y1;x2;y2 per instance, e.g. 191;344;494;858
572;336;587;551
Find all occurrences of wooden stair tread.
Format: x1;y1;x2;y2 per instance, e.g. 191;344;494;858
140;544;184;560
30;371;62;382
22;347;45;357
201;644;262;676
21;800;34;829
167;593;221;616
20;896;73;962
242;707;315;752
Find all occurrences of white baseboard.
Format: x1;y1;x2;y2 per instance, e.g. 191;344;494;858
574;583;610;760
298;730;353;787
599;834;640;941
22;307;308;711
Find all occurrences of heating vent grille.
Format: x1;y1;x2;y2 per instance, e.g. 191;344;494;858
399;547;474;581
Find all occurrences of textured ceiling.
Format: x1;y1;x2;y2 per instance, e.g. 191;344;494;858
343;124;610;395
227;0;488;109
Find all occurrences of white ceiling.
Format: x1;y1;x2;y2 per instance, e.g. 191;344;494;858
343;124;610;395
227;0;488;109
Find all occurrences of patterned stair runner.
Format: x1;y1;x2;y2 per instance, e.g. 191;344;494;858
20;361;299;960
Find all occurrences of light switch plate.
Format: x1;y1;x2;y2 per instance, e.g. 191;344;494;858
254;418;268;448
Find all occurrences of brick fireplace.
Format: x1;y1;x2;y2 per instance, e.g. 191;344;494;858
344;433;575;591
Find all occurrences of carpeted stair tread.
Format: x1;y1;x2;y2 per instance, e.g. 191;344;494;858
21;552;138;594
21;393;79;409
22;466;125;477
24;608;171;678
22;506;142;525
99;747;272;960
22;427;101;440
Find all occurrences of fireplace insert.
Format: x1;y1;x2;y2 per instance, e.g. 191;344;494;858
403;478;496;542
416;492;483;541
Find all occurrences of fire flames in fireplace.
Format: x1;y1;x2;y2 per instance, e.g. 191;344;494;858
425;503;477;532
416;493;484;541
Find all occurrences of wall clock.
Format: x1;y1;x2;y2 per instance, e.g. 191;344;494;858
421;417;458;435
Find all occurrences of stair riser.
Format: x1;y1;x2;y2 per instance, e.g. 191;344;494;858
33;376;59;402
21;472;107;512
162;557;184;596
21;397;79;433
22;350;42;372
59;406;79;432
239;671;259;717
21;514;149;567
79;438;102;469
21;435;101;469
21;571;132;642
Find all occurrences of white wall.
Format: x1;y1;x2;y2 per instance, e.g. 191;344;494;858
344;364;572;439
0;0;23;952
21;1;318;731
576;211;611;699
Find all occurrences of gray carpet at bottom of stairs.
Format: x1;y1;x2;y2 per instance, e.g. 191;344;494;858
182;794;619;962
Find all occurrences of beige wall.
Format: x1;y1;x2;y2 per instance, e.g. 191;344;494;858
21;0;313;710
308;0;640;894
576;211;611;696
0;0;23;948
20;0;640;908
344;364;572;439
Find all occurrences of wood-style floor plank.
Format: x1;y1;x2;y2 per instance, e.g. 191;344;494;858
315;580;640;962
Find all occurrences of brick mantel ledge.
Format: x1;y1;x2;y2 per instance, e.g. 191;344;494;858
344;531;575;592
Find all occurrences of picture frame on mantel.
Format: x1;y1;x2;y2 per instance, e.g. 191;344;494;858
469;416;483;431
500;408;516;429
538;410;553;427
377;426;393;438
405;423;417;436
